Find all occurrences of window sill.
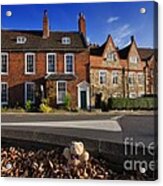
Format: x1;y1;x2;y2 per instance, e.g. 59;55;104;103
64;72;75;75
46;72;57;75
25;72;36;75
57;102;64;105
1;72;8;75
1;102;8;105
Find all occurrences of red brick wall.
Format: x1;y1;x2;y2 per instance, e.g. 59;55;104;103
1;50;89;108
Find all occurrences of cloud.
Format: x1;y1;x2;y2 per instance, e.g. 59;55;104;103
107;16;119;23
86;36;91;44
111;24;134;48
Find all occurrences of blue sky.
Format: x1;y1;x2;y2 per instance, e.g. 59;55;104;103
1;2;157;48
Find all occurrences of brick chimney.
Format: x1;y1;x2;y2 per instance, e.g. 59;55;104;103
131;35;134;43
43;10;50;39
78;12;86;37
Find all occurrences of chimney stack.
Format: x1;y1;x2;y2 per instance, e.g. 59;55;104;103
78;12;86;37
43;10;50;39
131;35;134;42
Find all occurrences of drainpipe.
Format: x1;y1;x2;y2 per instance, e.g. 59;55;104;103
122;67;125;98
143;65;147;96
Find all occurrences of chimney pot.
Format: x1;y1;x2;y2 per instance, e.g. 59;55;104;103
43;10;50;39
44;9;48;16
78;12;86;37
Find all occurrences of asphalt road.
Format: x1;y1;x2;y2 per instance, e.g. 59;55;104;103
1;114;157;145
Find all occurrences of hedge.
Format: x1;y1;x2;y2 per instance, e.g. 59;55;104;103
107;97;157;110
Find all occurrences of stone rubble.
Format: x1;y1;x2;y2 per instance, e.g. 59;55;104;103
1;146;149;180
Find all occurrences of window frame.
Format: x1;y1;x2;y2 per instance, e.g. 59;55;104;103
25;82;35;104
129;92;137;99
129;56;139;64
1;52;9;75
46;53;57;74
107;52;116;62
128;72;135;85
16;36;27;44
99;70;107;85
56;81;67;104
112;71;119;85
1;82;8;105
138;72;144;86
25;53;36;75
64;53;74;74
62;37;71;45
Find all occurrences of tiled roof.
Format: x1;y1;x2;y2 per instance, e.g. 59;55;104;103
45;73;77;80
90;42;107;56
90;35;113;56
118;44;131;59
1;30;87;51
118;45;157;61
138;48;155;60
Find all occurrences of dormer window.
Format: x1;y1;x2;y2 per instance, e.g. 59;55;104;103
129;56;139;64
16;36;27;44
62;37;71;45
107;52;116;61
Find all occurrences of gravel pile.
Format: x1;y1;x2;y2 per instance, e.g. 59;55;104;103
1;146;148;180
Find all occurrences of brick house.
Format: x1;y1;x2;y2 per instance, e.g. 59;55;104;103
90;35;124;108
118;36;145;98
1;11;90;110
138;48;158;95
90;35;156;108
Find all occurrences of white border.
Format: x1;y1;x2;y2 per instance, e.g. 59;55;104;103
25;52;36;75
77;81;90;109
64;53;75;74
1;52;9;75
1;0;162;186
99;70;107;85
56;80;67;104
1;82;8;105
112;70;119;85
24;81;35;104
46;53;57;74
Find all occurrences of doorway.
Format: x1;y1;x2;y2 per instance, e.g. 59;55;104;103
80;90;87;109
95;93;102;108
77;81;90;110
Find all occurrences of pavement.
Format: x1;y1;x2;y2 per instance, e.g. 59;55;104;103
1;119;121;132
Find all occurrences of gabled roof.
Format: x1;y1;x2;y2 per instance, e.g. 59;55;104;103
90;42;107;56
118;44;131;59
90;35;115;56
1;30;88;51
118;42;157;62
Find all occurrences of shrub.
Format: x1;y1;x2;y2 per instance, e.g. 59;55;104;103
39;99;52;113
71;107;79;112
101;100;109;112
25;100;34;112
126;98;134;110
39;103;52;113
107;97;157;110
1;106;8;112
63;94;71;111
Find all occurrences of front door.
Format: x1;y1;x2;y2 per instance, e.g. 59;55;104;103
95;93;102;108
80;90;87;109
